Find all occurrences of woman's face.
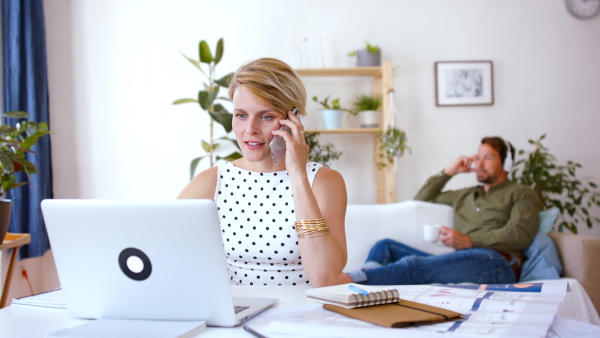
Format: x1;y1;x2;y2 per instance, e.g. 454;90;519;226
232;86;286;163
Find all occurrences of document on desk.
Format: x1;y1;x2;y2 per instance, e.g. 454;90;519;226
11;288;66;309
245;282;569;338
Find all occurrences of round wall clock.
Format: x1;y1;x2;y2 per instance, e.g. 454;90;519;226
565;0;600;19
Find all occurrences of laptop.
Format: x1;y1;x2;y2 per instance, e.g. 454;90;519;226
41;199;278;327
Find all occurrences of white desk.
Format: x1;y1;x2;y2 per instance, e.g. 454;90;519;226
2;283;599;338
0;285;309;338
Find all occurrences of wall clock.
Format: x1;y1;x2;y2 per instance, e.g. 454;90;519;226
565;0;600;19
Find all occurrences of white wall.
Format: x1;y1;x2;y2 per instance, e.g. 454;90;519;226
43;0;600;237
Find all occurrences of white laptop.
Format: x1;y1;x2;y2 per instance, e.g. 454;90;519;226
41;199;277;327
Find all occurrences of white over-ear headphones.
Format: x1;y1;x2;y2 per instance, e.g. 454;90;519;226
503;139;514;173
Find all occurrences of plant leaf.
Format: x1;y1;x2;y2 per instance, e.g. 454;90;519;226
189;156;205;180
210;104;233;133
214;38;224;64
217;151;243;162
198;89;218;110
215;72;233;88
172;98;198;105
199;40;213;64
3;111;29;119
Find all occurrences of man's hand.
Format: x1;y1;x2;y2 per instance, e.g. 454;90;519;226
444;156;475;176
440;226;473;249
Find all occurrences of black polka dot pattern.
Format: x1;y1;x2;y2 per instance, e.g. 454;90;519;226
215;162;323;286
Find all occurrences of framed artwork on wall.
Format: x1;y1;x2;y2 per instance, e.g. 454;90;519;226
435;61;494;106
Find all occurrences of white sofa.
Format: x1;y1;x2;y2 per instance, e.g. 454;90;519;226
343;200;600;325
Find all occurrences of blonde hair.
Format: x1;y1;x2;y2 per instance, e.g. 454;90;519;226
228;58;307;117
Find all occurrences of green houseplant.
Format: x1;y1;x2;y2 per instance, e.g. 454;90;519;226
347;41;381;67
173;38;241;179
350;94;381;128
1;111;51;193
511;134;600;234
375;126;410;169
312;95;350;130
304;132;342;167
0;110;51;243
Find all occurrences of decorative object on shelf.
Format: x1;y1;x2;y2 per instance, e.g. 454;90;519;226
173;38;241;179
304;132;342;167
312;95;349;130
565;0;600;19
376;90;410;170
435;61;494;107
348;41;381;67
350;94;382;128
0;111;51;243
511;134;600;234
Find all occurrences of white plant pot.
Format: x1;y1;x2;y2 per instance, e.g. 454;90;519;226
321;109;343;130
359;110;380;128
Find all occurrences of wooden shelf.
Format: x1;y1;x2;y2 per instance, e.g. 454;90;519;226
295;67;382;77
297;62;396;204
305;128;379;134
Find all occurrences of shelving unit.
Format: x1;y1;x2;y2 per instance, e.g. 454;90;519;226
296;62;396;204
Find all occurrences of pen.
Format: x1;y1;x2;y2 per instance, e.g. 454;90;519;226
348;284;369;295
244;325;268;338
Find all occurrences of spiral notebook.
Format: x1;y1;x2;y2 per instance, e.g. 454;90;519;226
306;283;399;309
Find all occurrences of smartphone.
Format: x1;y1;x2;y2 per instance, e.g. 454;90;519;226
269;108;299;165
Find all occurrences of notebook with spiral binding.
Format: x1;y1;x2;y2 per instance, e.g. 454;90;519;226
306;283;400;309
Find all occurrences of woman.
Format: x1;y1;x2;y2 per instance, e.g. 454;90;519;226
178;58;347;287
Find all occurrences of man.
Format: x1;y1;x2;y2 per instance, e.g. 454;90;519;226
337;137;540;285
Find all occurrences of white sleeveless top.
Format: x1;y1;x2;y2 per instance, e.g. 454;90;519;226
214;161;324;285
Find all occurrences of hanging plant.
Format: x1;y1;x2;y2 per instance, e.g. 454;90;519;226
375;127;410;169
173;38;242;179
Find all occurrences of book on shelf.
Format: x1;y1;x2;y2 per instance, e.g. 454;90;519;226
306;283;400;309
11;287;66;309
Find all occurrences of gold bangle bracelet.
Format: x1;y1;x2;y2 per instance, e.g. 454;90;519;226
295;218;330;239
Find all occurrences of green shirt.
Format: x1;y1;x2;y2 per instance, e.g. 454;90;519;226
414;172;541;258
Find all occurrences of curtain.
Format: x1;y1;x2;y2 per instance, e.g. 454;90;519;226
2;0;52;258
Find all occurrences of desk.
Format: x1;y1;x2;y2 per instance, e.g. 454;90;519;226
1;283;598;338
0;233;31;308
0;285;309;338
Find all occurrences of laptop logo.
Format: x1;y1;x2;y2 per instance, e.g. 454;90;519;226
118;248;152;281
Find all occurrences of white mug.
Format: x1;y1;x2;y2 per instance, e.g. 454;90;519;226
423;224;442;243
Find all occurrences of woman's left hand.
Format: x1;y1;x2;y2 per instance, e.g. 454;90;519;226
271;111;309;174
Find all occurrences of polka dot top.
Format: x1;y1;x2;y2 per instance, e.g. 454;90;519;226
214;161;324;286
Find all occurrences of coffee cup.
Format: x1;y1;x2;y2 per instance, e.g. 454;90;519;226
423;224;442;243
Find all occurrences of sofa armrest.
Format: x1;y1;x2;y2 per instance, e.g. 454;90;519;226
548;231;600;314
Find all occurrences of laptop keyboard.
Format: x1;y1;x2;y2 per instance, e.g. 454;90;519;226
235;305;250;313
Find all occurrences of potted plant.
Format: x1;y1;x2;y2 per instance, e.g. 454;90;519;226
375;126;410;170
511;134;600;234
348;41;381;67
312;95;350;130
304;132;343;167
0;111;51;243
173;38;241;179
350;94;382;128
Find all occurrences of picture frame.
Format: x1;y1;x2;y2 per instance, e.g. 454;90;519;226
435;61;494;106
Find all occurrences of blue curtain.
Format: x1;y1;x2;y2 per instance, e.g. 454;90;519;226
2;0;53;258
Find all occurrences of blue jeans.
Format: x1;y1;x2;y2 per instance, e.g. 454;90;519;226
358;239;517;285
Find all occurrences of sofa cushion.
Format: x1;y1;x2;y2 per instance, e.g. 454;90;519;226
519;232;563;282
519;208;563;282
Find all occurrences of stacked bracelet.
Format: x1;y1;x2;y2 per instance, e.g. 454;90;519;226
295;218;330;239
